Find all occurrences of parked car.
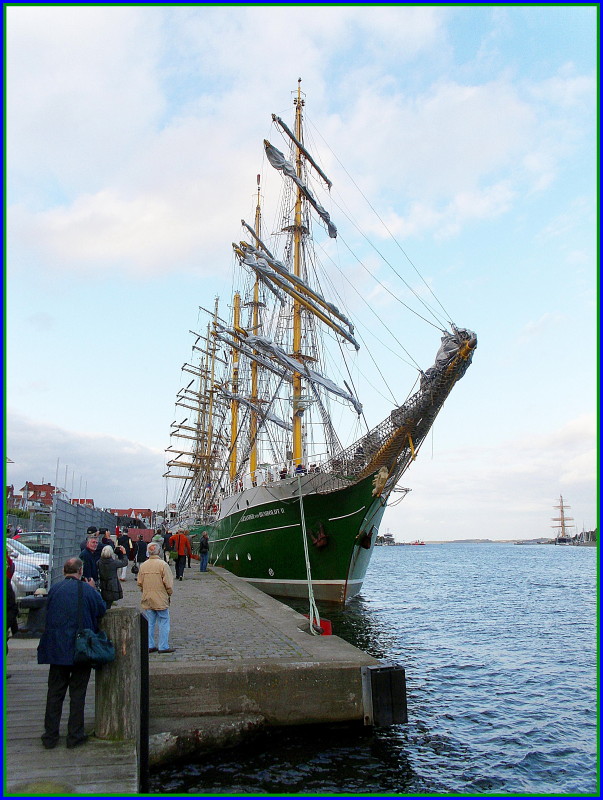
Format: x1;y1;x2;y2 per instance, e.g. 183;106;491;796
6;539;50;585
12;531;52;554
10;557;45;599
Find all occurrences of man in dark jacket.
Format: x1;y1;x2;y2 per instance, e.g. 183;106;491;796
116;531;133;580
79;526;98;551
198;531;210;573
37;557;106;749
79;537;100;585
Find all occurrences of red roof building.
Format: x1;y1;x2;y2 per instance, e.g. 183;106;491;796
71;498;95;508
19;482;59;509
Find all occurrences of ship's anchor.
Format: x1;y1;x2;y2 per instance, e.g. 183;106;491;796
310;522;328;549
357;525;375;550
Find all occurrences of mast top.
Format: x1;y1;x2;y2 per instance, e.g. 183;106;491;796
294;77;305;108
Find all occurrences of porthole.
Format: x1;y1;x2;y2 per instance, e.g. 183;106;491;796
226;554;229;561
235;554;239;561
268;568;274;576
247;553;252;561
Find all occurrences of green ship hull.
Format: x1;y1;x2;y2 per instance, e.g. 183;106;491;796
191;471;386;604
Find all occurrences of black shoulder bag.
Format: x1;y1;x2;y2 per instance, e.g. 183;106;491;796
73;580;116;668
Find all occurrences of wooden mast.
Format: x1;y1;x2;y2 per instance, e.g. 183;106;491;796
292;78;304;467
249;175;261;485
229;292;241;481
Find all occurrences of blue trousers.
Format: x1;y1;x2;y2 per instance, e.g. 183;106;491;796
199;553;209;572
143;608;170;651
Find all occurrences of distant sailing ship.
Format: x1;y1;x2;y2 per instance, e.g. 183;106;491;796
165;81;477;604
551;495;574;545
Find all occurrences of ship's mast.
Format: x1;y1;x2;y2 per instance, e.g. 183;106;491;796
229;293;241;481
249;175;261;484
206;297;219;477
292;78;305;467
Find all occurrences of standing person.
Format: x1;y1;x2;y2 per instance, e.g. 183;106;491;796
198;532;210;573
134;534;148;568
79;536;100;586
80;526;98;551
7;553;19;674
169;529;192;581
162;531;172;563
98;528;114;551
137;542;174;654
37;557;106;749
186;530;192;569
116;531;133;581
98;545;129;609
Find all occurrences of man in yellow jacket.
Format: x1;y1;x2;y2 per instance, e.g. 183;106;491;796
137;542;174;653
169;529;193;582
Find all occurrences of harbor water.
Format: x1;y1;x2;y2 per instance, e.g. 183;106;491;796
151;542;598;796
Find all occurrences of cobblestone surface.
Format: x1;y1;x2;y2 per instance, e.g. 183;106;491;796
118;562;311;662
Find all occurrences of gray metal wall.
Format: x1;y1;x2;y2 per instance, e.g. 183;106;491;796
50;498;118;587
6;512;51;532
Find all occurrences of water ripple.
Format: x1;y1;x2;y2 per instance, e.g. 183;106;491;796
151;543;598;795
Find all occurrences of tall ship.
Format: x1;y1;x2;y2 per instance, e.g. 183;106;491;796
552;495;574;544
165;81;477;604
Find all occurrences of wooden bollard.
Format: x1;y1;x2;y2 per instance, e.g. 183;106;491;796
95;607;141;740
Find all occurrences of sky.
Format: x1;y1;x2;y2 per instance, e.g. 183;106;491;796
4;4;598;541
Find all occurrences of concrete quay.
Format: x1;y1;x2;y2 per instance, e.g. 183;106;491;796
117;563;382;763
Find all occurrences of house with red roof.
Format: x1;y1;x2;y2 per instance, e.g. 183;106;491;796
19;482;60;510
70;498;95;508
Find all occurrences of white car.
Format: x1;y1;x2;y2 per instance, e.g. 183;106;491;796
6;539;50;586
10;559;45;599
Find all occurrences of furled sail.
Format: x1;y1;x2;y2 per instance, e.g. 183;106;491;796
235;246;359;350
238;242;355;333
213;328;293;384
271;114;332;188
264;141;337;238
219;388;293;432
245;334;363;415
237;248;286;304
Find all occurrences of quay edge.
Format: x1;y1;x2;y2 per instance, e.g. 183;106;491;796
145;567;406;765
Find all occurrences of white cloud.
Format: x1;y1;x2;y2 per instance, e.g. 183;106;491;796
518;312;566;342
6;413;167;510
6;6;595;279
528;63;596;109
383;413;597;540
7;6;165;194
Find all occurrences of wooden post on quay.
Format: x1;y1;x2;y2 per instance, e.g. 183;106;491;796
95;607;141;740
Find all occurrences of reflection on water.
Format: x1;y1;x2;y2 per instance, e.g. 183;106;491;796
151;544;597;795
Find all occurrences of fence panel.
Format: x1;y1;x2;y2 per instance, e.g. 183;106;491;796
50;499;118;587
6;512;52;533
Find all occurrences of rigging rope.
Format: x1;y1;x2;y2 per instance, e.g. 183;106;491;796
305;116;455;328
297;473;322;635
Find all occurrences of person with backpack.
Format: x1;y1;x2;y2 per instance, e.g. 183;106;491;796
198;532;210;573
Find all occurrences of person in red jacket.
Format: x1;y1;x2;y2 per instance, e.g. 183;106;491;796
168;529;192;581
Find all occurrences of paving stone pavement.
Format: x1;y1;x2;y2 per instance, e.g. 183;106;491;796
117;561;312;663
